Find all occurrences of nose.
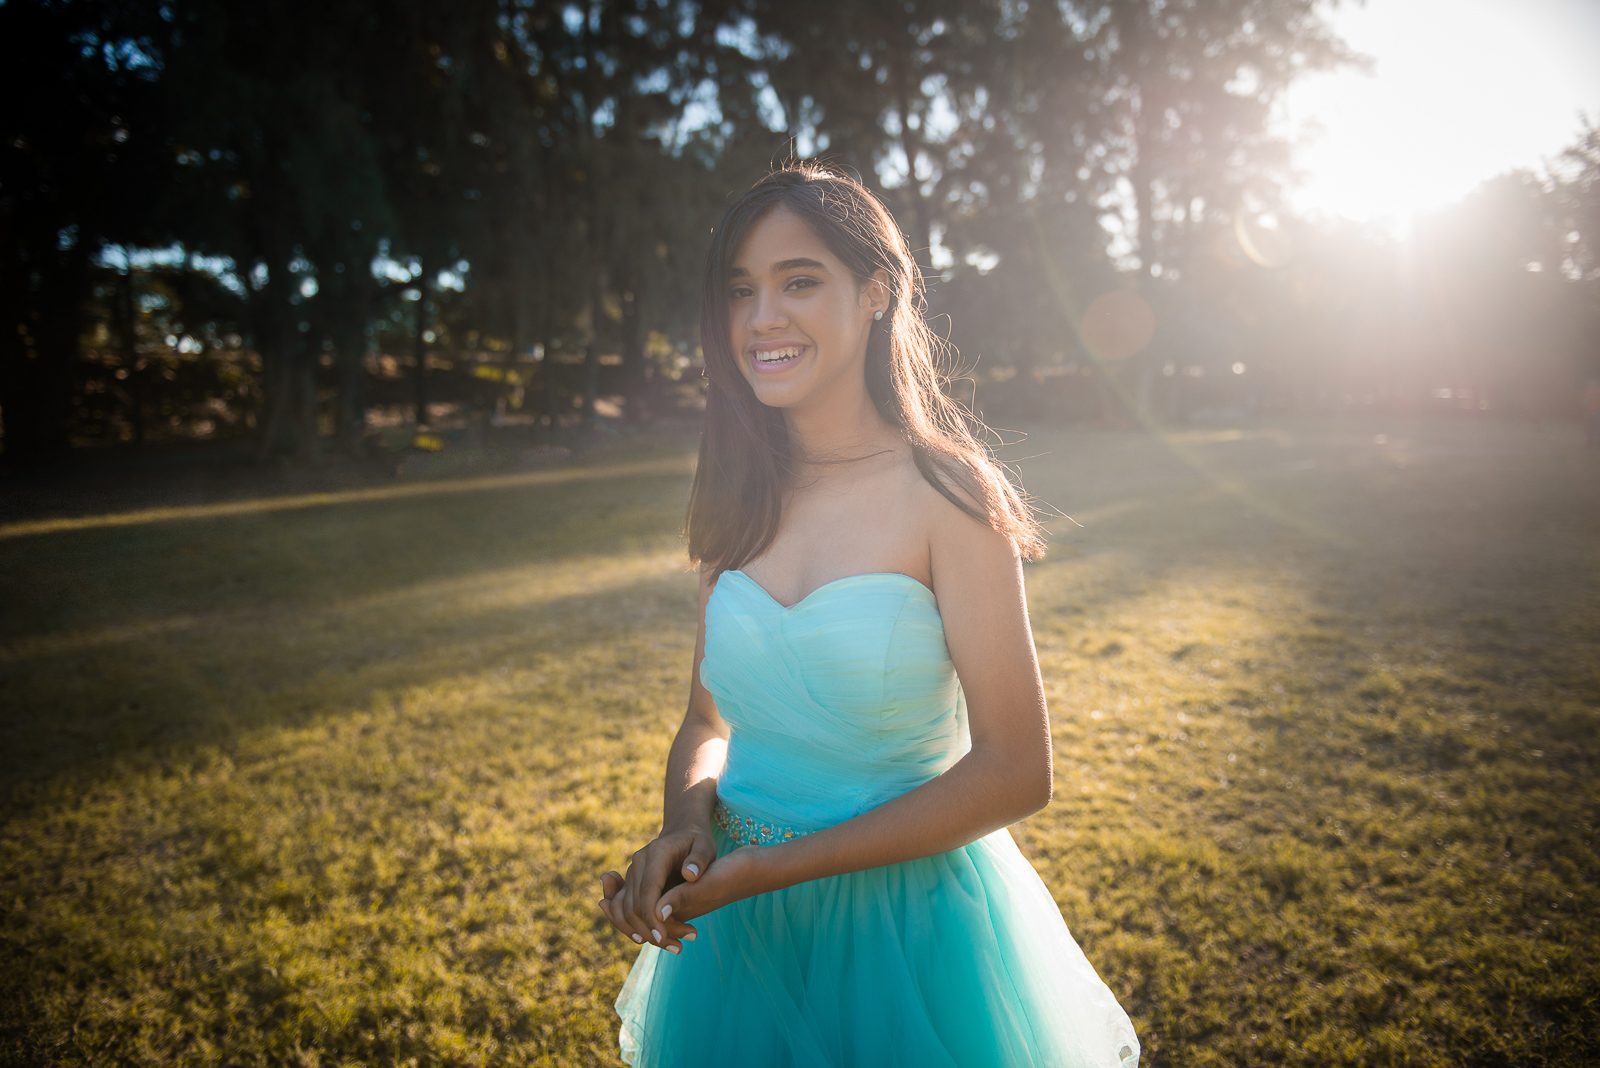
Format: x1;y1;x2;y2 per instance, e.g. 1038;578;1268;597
746;286;788;335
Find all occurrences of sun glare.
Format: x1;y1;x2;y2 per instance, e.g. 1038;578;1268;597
1281;0;1600;230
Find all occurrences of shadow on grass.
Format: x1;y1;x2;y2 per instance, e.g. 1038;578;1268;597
0;454;700;798
0;556;704;811
0;456;696;642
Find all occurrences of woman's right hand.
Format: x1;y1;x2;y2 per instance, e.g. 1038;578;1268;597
599;824;718;954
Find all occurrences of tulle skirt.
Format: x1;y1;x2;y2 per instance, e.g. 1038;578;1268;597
615;822;1140;1068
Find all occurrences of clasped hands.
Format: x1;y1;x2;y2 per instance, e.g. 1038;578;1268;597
598;822;764;954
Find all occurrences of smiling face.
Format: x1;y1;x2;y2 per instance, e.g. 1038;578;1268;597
727;206;888;413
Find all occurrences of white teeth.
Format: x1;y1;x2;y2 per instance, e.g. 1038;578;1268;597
756;347;802;363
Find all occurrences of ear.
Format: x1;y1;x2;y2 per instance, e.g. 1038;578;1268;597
860;270;892;318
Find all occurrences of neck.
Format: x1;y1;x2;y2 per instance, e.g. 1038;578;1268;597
781;380;900;469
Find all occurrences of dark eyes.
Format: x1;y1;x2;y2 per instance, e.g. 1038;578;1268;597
727;276;819;300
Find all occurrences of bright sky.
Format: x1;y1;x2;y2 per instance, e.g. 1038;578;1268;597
1280;0;1600;229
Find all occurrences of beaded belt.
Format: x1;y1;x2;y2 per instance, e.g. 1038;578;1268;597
713;798;813;848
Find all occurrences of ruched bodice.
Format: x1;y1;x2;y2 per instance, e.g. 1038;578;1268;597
704;570;970;832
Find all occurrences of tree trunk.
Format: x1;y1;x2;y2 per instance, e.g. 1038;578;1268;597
618;269;648;425
253;284;320;463
4;241;89;462
582;270;606;438
252;188;320;465
412;260;430;428
1133;164;1156;284
543;353;561;440
117;259;144;446
253;286;289;459
294;345;320;459
0;214;71;464
1130;82;1158;286
582;340;601;436
332;279;372;454
895;72;933;275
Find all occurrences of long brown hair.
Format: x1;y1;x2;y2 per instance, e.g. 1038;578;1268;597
686;161;1045;571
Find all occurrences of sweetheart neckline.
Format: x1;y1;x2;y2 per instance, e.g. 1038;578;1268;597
723;568;936;613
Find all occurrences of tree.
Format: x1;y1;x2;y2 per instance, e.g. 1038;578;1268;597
0;0;173;462
4;0;1383;460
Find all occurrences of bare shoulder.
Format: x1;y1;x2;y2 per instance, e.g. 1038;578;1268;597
911;462;1037;696
695;560;722;611
905;463;1021;590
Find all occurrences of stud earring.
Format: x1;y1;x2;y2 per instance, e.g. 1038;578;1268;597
873;310;884;321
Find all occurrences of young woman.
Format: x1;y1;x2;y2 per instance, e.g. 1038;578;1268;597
598;162;1140;1067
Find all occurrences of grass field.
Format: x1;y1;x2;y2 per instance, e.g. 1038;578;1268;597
2;418;1597;1067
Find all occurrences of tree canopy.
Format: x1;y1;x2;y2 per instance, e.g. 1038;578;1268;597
2;0;1595;465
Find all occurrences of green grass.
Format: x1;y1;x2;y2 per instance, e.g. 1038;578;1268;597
2;420;1597;1066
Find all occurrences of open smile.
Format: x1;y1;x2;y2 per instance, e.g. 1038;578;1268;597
749;344;809;371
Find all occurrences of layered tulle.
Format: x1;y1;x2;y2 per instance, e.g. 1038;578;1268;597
615;570;1139;1067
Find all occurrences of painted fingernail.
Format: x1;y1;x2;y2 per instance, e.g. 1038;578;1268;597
631;933;643;944
683;931;697;941
651;929;662;944
665;943;681;955
685;863;700;878
659;904;673;920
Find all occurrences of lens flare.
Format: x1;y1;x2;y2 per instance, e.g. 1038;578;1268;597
1233;212;1294;269
1081;290;1156;361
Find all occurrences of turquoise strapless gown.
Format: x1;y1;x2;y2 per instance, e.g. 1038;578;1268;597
615;570;1140;1068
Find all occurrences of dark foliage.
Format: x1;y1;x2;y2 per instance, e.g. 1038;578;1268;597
2;1;1596;466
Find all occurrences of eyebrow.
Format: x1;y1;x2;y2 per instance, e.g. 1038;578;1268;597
727;257;828;278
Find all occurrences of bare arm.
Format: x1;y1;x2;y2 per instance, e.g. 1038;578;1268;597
655;500;1053;925
657;566;729;841
599;565;731;951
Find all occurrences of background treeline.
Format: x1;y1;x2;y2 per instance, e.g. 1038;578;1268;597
3;0;1598;466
